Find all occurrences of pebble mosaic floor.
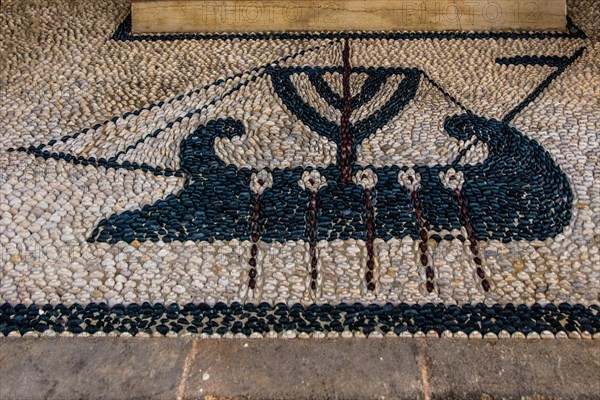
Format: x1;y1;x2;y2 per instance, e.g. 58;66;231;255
0;0;599;338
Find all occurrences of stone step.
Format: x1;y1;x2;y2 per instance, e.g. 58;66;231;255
1;338;599;399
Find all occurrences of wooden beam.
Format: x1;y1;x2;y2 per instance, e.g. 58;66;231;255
131;0;566;34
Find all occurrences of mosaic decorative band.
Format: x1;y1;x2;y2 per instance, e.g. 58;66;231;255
1;302;598;338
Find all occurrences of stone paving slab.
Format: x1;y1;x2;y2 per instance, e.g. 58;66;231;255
182;339;422;399
0;338;192;400
1;338;599;400
422;340;600;400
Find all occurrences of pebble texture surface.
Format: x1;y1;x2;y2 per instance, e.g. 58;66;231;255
0;0;599;336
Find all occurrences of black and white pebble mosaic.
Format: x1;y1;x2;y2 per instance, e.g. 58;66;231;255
1;0;599;336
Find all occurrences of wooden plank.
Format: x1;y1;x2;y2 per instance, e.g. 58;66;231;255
131;0;566;34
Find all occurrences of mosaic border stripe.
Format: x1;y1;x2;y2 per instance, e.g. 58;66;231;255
2;302;598;338
112;13;587;42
